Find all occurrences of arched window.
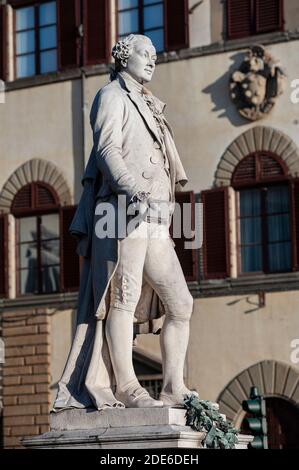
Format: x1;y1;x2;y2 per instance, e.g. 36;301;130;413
10;182;79;296
232;152;293;274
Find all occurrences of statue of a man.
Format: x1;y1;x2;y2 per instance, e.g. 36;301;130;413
53;34;197;412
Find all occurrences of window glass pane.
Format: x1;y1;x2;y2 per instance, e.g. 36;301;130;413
19;217;37;242
118;10;139;35
119;0;138;9
240;217;261;244
241;246;263;272
20;268;38;294
240;189;261;217
20;242;38;269
39;1;56;26
145;28;164;52
268;242;291;272
42;266;60;293
41;240;60;266
40;49;57;73
39;25;57;50
143;4;163;29
16;30;35;54
16;53;36;78
143;0;160;4
267;185;289;214
41;214;59;240
16;6;35;31
267;214;290;243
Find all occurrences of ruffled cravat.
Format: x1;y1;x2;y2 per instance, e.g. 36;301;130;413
141;90;166;143
118;71;168;158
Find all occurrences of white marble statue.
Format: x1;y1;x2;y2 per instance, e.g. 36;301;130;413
53;34;197;412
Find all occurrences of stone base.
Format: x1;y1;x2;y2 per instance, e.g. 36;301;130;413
22;408;253;449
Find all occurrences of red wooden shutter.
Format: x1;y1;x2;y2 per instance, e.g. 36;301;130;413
0;214;8;298
201;187;230;279
291;180;299;270
164;0;189;51
57;0;81;70
256;0;284;34
83;0;110;65
60;206;80;292
0;4;7;81
227;0;252;39
169;191;198;281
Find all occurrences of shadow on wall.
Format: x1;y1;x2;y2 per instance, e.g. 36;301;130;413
226;294;266;314
202;52;249;127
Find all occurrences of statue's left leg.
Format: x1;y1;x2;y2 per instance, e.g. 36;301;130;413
143;223;198;406
105;221;164;408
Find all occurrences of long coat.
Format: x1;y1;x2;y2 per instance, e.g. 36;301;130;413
53;72;189;411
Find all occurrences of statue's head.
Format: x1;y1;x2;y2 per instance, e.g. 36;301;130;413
111;34;157;84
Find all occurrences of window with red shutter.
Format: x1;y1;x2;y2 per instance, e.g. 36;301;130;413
201;187;230;279
227;0;284;40
0;4;7;81
169;191;198;281
60;205;80;292
83;0;110;65
0;214;8;298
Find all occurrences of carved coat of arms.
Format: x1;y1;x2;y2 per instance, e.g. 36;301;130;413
230;45;286;121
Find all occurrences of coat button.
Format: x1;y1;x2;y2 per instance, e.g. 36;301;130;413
150;155;159;164
142;171;153;179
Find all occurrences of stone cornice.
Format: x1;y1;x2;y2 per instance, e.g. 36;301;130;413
1;272;299;313
4;32;299;92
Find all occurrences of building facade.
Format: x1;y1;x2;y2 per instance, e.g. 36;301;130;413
1;0;299;448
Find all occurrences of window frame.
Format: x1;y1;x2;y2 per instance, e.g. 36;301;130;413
235;181;293;276
12;0;58;79
15;210;61;296
12;181;61;296
232;152;295;277
116;0;166;53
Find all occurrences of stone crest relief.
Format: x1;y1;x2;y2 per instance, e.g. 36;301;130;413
230;45;286;121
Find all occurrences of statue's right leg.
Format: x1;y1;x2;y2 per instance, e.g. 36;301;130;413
105;222;163;408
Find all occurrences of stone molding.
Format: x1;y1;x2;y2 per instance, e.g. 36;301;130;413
0;159;72;213
217;360;299;426
215;126;299;187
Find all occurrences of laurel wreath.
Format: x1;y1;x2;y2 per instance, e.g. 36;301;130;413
184;395;239;449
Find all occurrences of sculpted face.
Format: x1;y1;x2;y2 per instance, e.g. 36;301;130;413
126;40;157;84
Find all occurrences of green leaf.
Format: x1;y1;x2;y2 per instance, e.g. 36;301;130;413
183;394;240;449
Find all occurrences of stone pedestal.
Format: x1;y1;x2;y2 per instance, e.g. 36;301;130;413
22;407;253;449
